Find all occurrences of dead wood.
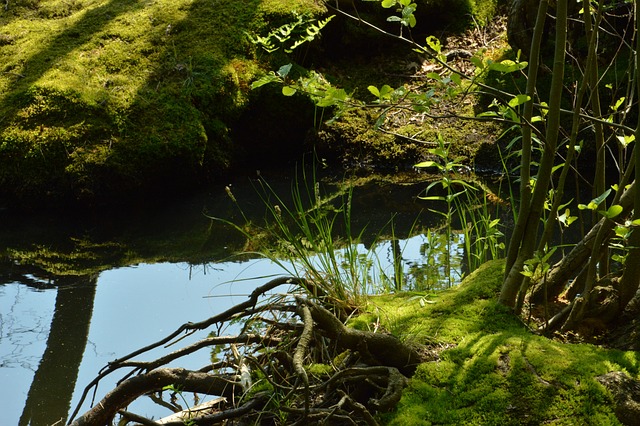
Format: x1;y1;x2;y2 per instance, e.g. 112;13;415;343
68;276;426;426
69;368;236;426
297;296;424;375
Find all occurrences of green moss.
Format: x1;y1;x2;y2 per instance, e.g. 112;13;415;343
306;363;334;378
315;108;424;170
0;0;325;205
351;259;633;424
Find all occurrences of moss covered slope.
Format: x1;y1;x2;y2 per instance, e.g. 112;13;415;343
0;0;325;205
353;260;637;425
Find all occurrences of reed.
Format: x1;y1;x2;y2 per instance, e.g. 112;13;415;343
214;166;395;315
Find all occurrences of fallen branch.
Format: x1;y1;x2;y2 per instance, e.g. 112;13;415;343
297;296;424;375
69;368;236;426
68;277;426;425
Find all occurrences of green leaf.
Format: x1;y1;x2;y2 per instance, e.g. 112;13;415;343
616;134;635;147
580;189;613;210
282;86;297;96
602;204;623;219
615;226;630;238
414;160;439;168
382;0;395;7
426;35;441;54
488;59;528;73
379;84;394;98
476;111;500;118
419;195;446;201
277;63;293;77
611;97;625;112
470;56;484;69
367;85;380;97
250;74;279;89
407;14;417;27
508;94;531;108
612;254;627;264
551;163;564;174
577;203;590;210
538;101;549;116
592;188;612;206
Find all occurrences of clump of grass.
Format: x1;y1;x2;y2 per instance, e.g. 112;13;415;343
416;134;507;282
350;259;636;425
215;166;398;316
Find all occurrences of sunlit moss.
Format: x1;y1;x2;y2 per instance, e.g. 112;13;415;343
306;363;334;378
0;0;325;205
351;259;635;424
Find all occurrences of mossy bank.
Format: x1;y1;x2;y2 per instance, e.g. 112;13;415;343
352;260;638;425
0;0;503;209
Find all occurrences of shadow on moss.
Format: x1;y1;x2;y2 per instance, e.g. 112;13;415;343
351;260;638;425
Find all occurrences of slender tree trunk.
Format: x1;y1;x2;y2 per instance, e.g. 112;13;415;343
584;0;609;277
501;0;568;308
617;0;640;310
501;0;549;299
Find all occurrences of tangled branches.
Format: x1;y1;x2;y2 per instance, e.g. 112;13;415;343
68;277;427;425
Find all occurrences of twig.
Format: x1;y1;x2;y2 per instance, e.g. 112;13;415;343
69;276;309;422
69;368;237;426
117;410;161;425
340;390;380;426
159;392;270;426
115;333;278;375
294;301;313;417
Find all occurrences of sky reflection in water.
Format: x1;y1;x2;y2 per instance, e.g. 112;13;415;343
0;231;466;425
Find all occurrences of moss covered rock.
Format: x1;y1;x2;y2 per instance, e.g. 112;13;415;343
0;0;505;208
0;0;326;207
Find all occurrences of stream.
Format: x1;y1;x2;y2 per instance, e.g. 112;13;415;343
0;169;473;425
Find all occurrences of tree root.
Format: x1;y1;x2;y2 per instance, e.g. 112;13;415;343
68;276;428;426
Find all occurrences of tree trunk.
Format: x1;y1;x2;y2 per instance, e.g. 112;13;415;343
507;0;543;57
500;0;568;308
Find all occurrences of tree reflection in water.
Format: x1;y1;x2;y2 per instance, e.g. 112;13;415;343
15;273;97;426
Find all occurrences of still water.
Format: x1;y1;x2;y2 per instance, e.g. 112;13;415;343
0;171;471;425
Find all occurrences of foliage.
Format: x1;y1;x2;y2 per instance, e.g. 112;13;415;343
246;12;334;53
252;0;640;335
416;134;506;281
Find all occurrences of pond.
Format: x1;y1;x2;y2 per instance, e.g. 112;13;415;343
0;169;491;425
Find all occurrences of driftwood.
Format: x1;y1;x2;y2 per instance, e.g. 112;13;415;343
68;276;427;426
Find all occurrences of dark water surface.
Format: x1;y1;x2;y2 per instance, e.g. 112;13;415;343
0;170;465;425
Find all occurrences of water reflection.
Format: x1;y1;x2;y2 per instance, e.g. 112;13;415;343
0;239;469;425
19;275;96;426
0;173;488;424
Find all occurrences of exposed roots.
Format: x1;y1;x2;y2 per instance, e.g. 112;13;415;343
68;276;428;425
